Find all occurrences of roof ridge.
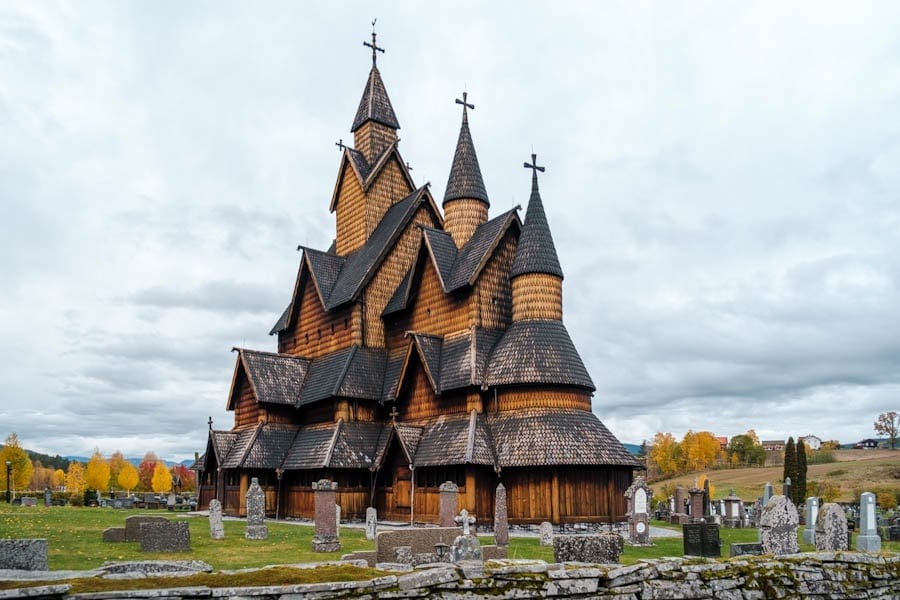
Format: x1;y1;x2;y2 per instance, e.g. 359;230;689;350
465;409;477;463
236;422;264;469
332;345;359;397
323;418;343;468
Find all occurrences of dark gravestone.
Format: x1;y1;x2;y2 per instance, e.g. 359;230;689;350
125;515;169;542
139;521;190;553
102;527;127;542
682;523;721;557
730;542;763;557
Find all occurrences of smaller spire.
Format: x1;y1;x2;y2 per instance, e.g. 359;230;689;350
443;91;488;205
510;153;564;279
363;19;384;66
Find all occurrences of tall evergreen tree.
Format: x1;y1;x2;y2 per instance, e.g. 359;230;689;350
796;439;808;504
782;437;797;502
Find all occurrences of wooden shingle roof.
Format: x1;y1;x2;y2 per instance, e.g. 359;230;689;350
485;320;594;390
241;424;299;469
413;411;495;467
298;345;387;406
509;170;563;279
234;349;309;407
220;426;260;469
488;408;638;467
351;65;400;132
443;110;489;205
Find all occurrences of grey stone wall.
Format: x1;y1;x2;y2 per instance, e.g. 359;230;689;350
374;526;461;564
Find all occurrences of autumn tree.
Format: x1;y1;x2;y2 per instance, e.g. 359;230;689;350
697;473;716;499
108;451;127;486
65;462;85;496
138;452;158;491
0;433;34;492
795;438;808;504
84;450;110;493
171;464;195;492
728;432;766;466
783;437;797;499
117;462;139;492
151;461;172;493
681;430;722;472
873;411;898;449
648;432;681;478
30;461;56;491
52;469;65;490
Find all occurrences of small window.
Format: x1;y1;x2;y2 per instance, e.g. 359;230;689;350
331;323;335;334
344;318;349;329
305;333;309;344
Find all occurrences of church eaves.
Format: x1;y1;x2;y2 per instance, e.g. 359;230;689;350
443;94;489;205
509;155;564;279
350;65;400;133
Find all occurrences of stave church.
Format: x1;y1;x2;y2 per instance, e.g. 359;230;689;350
194;31;638;524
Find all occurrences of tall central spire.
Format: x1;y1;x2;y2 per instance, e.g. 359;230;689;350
442;91;489;247
351;21;400;161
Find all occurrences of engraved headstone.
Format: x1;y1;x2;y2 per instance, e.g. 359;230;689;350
815;502;849;551
493;483;509;546
672;485;687;524
451;509;481;562
208;498;225;540
855;492;881;552
802;497;818;544
438;481;459;527
759;495;799;555
723;489;742;528
688;487;705;522
365;507;377;541
43;488;52;507
140;521;190;552
244;478;268;540
539;521;554;546
312;478;340;552
625;475;653;546
682;523;721;557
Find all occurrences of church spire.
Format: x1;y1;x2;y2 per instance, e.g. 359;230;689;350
510;154;563;279
442;91;489;247
351;22;400;135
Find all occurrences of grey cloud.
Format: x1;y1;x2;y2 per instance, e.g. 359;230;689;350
131;280;284;315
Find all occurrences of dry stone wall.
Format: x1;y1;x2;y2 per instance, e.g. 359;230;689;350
2;553;897;599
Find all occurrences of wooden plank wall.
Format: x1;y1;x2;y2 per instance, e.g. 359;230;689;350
502;467;632;524
278;273;354;358
496;389;592;412
232;372;260;429
365;157;413;239
335;162;367;255
473;230;516;329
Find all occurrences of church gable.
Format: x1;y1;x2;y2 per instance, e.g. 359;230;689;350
278;267;355;358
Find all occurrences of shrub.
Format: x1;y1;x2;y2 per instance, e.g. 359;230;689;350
68;492;84;507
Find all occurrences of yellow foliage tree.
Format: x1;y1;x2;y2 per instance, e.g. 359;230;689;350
0;432;34;491
52;469;65;490
681;430;722;472
84;450;110;493
65;462;85;495
108;451;127;484
697;473;716;499
649;432;681;477
151;461;172;493
117;462;139;492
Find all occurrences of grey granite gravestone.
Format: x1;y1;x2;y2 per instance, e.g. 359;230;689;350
365;506;377;541
451;509;481;562
312;478;340;552
493;483;509;546
815;502;849;551
44;488;52;507
729;542;762;557
244;477;268;540
553;532;622;563
125;515;168;542
762;482;773;507
723;489;742;528
208;498;225;540
0;539;48;570
335;504;341;538
855;492;881;552
672;485;688;524
539;521;554;546
140;521;190;552
802;497;818;544
759;495;799;555
624;475;653;545
438;481;459;527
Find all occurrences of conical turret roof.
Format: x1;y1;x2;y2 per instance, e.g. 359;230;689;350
351;66;400;133
444;109;489;206
510;166;563;279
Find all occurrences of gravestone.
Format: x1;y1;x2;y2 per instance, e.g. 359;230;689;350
688;487;705;522
312;478;340;552
553;533;622;563
365;507;377;541
855;492;881;552
723;489;742;528
438;481;459;527
44;488;52;507
102;527;126;542
802;497;818;544
208;498;225;540
539;521;554;546
624;475;652;545
244;478;268;540
762;482;773;507
703;479;711;518
451;509;481;562
21;497;36;507
493;483;508;546
782;477;791;500
759;495;799;555
393;546;413;565
0;539;48;570
729;542;763;557
125;515;168;542
335;505;341;537
140;521;190;553
672;486;687;524
682;523;721;557
375;527;461;564
815;502;849;551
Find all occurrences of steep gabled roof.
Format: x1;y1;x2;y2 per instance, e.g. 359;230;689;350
329;143;416;212
510;169;563;279
412;411;497;468
241;424;299;469
381;347;406;403
406;333;443;393
351;65;400;132
330;420;386;469
421;228;457;288
220;424;261;469
485;319;595;391
444;108;488;205
208;430;238;466
229;349;310;409
298;345;387;406
281;422;340;470
303;248;346;305
382;266;415;317
488;408;638;467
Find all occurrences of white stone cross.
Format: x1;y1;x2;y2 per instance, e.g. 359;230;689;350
454;509;476;536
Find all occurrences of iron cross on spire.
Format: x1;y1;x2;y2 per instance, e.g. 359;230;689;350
208;416;213;430
335;139;347;151
524;153;545;175
455;91;474;117
363;19;384;66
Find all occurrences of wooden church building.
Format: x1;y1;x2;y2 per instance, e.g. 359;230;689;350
195;32;638;524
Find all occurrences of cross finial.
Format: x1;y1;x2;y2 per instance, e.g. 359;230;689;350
523;153;545;174
405;161;413;172
335;139;347;152
389;404;399;421
454;509;476;536
363;19;385;66
455;91;474;121
208;416;213;430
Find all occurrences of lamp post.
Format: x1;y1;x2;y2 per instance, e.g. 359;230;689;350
5;461;11;504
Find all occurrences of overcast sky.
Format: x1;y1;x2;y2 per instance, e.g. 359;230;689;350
2;2;899;461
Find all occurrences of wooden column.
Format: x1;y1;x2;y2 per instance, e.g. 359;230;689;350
551;472;560;524
239;473;249;516
465;469;476;514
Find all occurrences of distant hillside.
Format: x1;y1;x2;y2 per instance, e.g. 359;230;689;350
63;455;191;468
2;446;192;470
622;443;643;456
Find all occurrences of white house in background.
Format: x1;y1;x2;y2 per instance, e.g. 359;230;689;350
800;434;822;450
